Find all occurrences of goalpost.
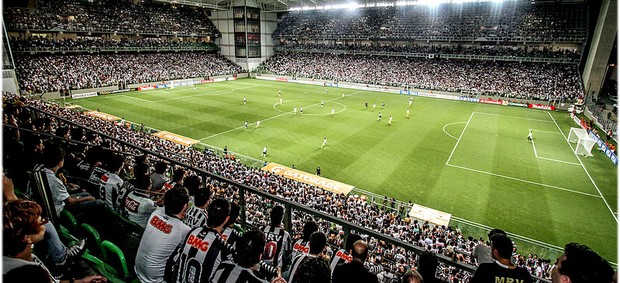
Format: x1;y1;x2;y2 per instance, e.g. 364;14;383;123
567;127;596;157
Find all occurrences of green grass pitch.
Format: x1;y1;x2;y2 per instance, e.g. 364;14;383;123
66;78;618;261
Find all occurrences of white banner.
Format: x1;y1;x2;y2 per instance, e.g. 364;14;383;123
71;92;98;99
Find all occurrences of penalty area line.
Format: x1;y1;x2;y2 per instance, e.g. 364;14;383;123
445;163;602;198
547;112;618;222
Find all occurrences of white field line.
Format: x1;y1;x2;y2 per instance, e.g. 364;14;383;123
116;94;152;102
451;216;564;252
533;129;564;134
474;111;553;123
531;128;580;165
199;91;363;141
547;112;618;222
445;163;602;198
445;112;475;165
442;122;466;140
531;129;539;158
156;85;258;102
536;156;581;166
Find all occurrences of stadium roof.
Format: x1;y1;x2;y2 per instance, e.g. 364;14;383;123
155;0;585;12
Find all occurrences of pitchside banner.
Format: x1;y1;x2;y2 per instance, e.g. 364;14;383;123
85;111;119;121
71;92;98;99
408;204;451;227
261;163;354;195
588;131;618;165
153;131;198;147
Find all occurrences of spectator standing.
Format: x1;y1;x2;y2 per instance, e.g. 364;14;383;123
550;243;614;283
291;221;319;259
287;231;328;283
332;240;379;283
124;178;158;228
221;202;242;250
183;186;211;228
472;229;506;266
98;154;125;210
329;233;362;274
150;161;168;191
401;270;423;283
293;256;331;283
262;206;292;270
134;187;191;283
471;234;532;283
161;168;186;192
417;250;440;283
169;198;232;282
210;229;273;283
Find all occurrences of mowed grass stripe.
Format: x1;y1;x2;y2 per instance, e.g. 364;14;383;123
66;78;617;261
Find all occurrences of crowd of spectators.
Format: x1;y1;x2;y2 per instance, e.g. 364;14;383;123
10;37;217;52
277;42;581;60
259;52;582;102
273;3;588;42
15;53;243;93
5;0;220;37
3;92;567;282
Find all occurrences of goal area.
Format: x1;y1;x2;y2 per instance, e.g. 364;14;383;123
567;127;596;157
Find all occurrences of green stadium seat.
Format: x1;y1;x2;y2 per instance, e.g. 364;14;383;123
81;253;125;283
81;223;104;258
101;240;130;280
233;223;245;234
58;225;80;245
60;210;79;235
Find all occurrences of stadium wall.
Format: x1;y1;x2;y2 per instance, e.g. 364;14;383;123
211;10;235;61
2;70;19;94
210;2;276;70
581;0;617;101
36;73;249;100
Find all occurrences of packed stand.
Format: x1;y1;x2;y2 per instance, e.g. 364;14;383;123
4;92;580;282
5;0;220;37
277;42;581;60
273;3;588;42
260;52;581;102
9;37;217;52
15;53;243;93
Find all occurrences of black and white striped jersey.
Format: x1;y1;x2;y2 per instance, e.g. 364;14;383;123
221;226;242;250
183;206;208;228
287;253;312;283
291;239;310;259
261;225;292;269
170;227;232;283
329;248;353;274
210;261;268;283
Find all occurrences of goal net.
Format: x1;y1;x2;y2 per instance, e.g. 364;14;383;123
567;127;596;157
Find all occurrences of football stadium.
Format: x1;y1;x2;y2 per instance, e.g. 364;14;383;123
2;0;617;282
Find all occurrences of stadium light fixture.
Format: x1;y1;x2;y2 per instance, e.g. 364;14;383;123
288;0;511;10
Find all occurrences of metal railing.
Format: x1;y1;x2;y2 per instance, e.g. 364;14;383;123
21;99;552;282
272;34;587;44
